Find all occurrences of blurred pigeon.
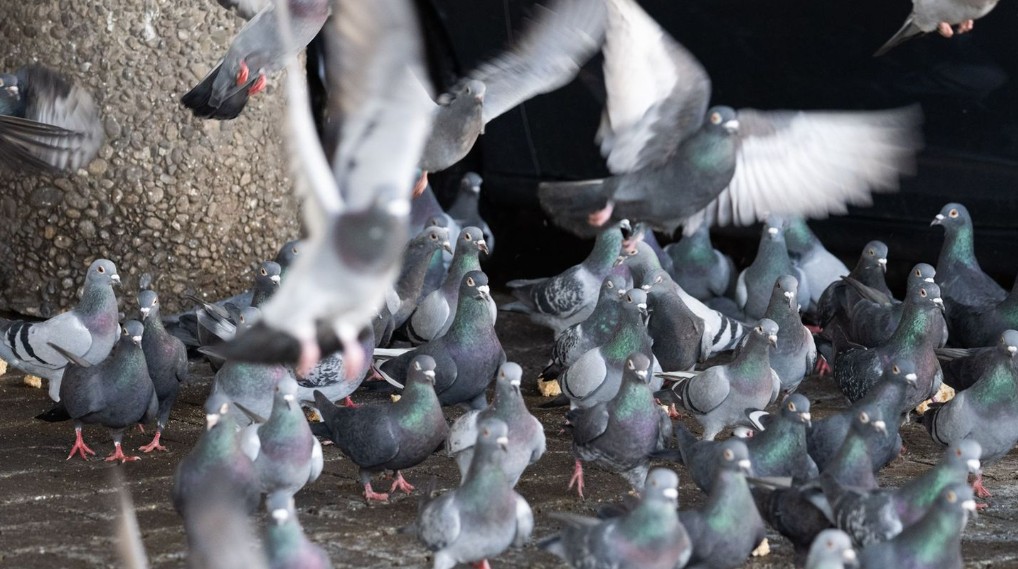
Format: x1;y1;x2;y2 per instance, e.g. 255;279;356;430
540;273;628;381
273;239;303;279
413;0;607;191
845;263;943;349
567;353;672;497
215;0;269;20
645;270;708;372
241;376;323;511
833;282;945;410
181;0;330;119
874;0;1001;56
447;172;495;254
784;217;850;315
294;326;374;408
380;271;505;410
409;184;459;241
560;288;654;409
923;329;1018;497
855;484;975;568
891;440;982;527
38;321;157;463
805;530;857;569
447;362;545;487
312;355;448;502
736;218;810;321
540;467;692;569
669;319;781;440
265;505;332;569
538;0;920;238
217;0;434;378
663;224;735;301
760;275;817;392
407;227;490;344
208;333;295;427
817;240;890;349
137;289;189;452
194;302;260;372
679;439;767;569
642;269;748;358
630;223;676;276
0;259;120;401
392;225;452;331
413;418;533;569
948;274;1018;348
0;64;104;173
752;480;835;564
504;220;631;335
936;329;1018;391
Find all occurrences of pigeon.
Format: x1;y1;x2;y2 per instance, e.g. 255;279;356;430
409;184;460;242
413;418;533;569
616;239;665;289
447;172;495;255
874;0;1002;56
845;263;944;349
670;319;781;440
560;288;654;409
668;420;754;494
294;326;374;408
931;203;1008;333
181;0;330;119
834;281;945;410
947;274;1018;349
380;271;505;410
743;393;819;482
736;218;810;322
447;362;545;487
240;376;323;512
679;439;767;569
538;0;920;238
566;353;672;497
273;239;303;279
208;330;295;427
312;355;448;502
937;329;1018;391
642;269;748;358
136;289;189;453
760;275;817;392
0;259;120;401
809;361;918;473
784;217;850;315
504;220;631;335
752;479;835;564
0;64;104;173
413;0;607;191
265;505;332;569
216;0;434;379
923;328;1018;497
817;240;890;348
540;273;629;381
663;224;735;301
250;261;283;308
539;467;692;569
891;440;982;527
38;320;157;463
820;404;888;492
392;225;453;331
855;484;976;569
407;227;491;344
645;270;708;372
805;530;857;569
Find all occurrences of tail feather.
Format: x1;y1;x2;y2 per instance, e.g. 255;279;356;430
180;64;252;120
35;403;71;422
874;17;924;57
537;178;611;238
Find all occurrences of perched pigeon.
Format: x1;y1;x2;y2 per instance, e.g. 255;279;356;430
447;362;545;487
38;321;156;463
567;353;672;497
265;505;332;569
540;273;629;380
736;218;810;322
181;0;330;119
805;530;857;569
874;0;1001;56
504;220;631;335
663;224;735;301
759;275;817;392
645;272;707;373
538;0;920;237
447;172;495;255
642;269;747;358
0;259;120;401
392;225;453;331
0;64;104;173
937;329;1018;391
679;439;767;569
312;355;448;502
817;240;890;349
250;261;283;308
540;468;692;569
784;217;850;315
413;418;533;569
743;393;819;482
380;271;505;410
137;289;189;452
844;263;944;349
670;319;781;440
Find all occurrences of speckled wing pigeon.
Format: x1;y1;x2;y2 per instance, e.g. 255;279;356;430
540;273;629;380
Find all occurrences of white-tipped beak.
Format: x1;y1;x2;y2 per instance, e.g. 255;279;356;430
271;275;281;284
283;394;295;402
132;335;142;344
636;369;647;379
783;291;794;300
963;499;977;512
767;227;779;236
478;285;490;295
637;303;647;310
510;378;521;387
924;277;934;283
738;459;752;471
934;298;944;309
843;549;857;562
905;373;918;382
111;274;122;285
723;119;739;133
932;214;945;226
205;413;219;430
139;307;150;318
496;436;509;449
874;420;887;433
878;258;887;272
967;459;981;472
768;334;778;346
801;412;811;422
641;284;651;291
423;370;436;379
1008;345;1017;355
442;240;452;253
663;488;678;499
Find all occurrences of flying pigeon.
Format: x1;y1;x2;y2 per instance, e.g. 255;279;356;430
874;0;1001;56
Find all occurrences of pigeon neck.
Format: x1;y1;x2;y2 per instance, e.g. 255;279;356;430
939;224;978;271
109;341;146;386
462;447;510;493
895;459;959;518
491;384;526;416
446;294;495;344
704;470;756;528
676;233;714;265
75;281;118;319
765;298;801;332
440;251;480;296
887;300;938;349
601;313;648;362
143;311;169;336
752;415;806;462
610;378;654;421
398;242;442;300
731;336;771;373
587;230;623;270
826;430;877;489
895;504;965;564
262;397;306;440
395;379;442;427
971;357;1018;405
619;500;681;544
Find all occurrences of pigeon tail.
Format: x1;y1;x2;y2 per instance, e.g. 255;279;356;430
874;17;924;57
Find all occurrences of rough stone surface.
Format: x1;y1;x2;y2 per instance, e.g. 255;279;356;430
0;0;301;316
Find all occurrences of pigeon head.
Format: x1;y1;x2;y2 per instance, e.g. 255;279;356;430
624;352;652;384
716;439;752;476
806;529;856;568
909;282;944;312
460;270;491;302
426;215;449;229
276;375;298;409
643;467;680;508
754;318;780;347
477;418;510;454
204;392;232;430
622;288;649;320
273;239;302;271
773;275;799;309
762;216;787;241
138;289;160;320
460;171;483;193
859;240;889;273
255;261;282;289
885;360;918;387
121;320;144;345
946;440;982;475
443;79;486;106
938;483;977;517
456;226;489;256
782;217;816;255
495;362;523;396
640;268;670;292
999;330;1018;358
601;274;629;300
704;105;738;135
850;404;886;437
907;263;936;288
332;202;409;273
419;225;452;254
408;355;438;386
931;202;971;230
86;259;121;288
780;393;811;427
237;307;261;332
616;218;634;241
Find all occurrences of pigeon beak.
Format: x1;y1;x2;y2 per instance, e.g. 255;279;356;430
933;297;945;312
477;284;491;300
283;393;295;409
843;549;857;564
614;255;626;267
641;284;651;291
967;459;981;473
205;413;219;430
905;372;918;385
723;119;739;133
767;226;779;237
441;241;453;254
271;275;281;285
768;334;778;347
510;378;521;388
497;436;509;451
931;214;945;226
477;240;489;255
111;274;122;286
635;369;648;380
663;487;678;500
877;258;887;273
1008;345;1017;357
800;412;812;427
423;369;436;384
139;306;150;319
132;335;142;344
873;420;887;434
737;459;752;474
962;499;977;513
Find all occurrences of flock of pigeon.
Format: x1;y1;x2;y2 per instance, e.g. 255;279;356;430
0;0;1011;567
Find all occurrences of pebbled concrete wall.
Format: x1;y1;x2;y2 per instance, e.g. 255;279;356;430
0;0;300;316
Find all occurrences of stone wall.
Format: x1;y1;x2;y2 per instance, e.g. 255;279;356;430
0;0;300;316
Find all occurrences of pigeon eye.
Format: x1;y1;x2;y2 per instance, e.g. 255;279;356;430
627;360;635;370
291;247;298;255
260;268;268;276
626;294;633;302
723;449;734;460
955;448;962;457
413;361;421;371
607;281;614;289
787;402;796;411
859;411;870;423
467;276;475;287
868;249;874;256
949;208;959;218
430;233;437;240
920;288;928;297
756;326;763;333
97;266;105;273
465;234;473;241
946;490;957;503
892;365;900;374
710;112;721;124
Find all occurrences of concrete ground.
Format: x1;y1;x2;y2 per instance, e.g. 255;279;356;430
1;295;1018;568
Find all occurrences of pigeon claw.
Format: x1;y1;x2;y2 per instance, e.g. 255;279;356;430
413;171;429;198
342;339;366;381
389;471;415;495
472;561;492;569
567;459;586;499
67;430;96;461
972;472;992;499
139;432;168;453
814;355;832;377
247;72;267;96
363;483;390;503
937;22;955;37
105;443;141;463
297;339;322;378
958;19;974;33
236;60;250;86
341;396;361;409
587;203;614;227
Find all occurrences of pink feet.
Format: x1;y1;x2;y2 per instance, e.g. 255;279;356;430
247;73;267;96
567;459;586;499
139;431;168;453
342;337;366;381
105;442;141;463
236;60;250;86
472;561;492;569
389;471;415;495
958;19;975;33
941;19;974;37
297;338;322;379
814;356;832;377
413;171;429;198
587;202;614;227
67;428;96;461
804;324;823;335
363;482;389;503
342;396;361;409
972;472;992;499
